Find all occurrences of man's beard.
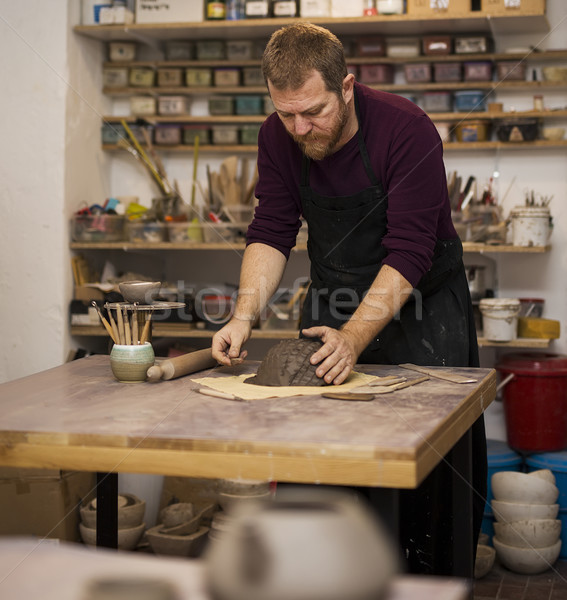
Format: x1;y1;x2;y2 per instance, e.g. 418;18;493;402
291;99;348;161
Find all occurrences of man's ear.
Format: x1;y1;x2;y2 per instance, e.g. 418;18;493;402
342;73;355;103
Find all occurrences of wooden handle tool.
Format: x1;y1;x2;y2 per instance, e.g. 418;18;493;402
139;309;154;345
91;302;118;344
146;347;217;382
115;305;125;345
123;307;131;345
399;363;477;384
196;387;245;402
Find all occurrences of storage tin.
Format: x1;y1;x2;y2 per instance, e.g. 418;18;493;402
157;68;184;87
358;64;394;84
101;123;126;145
422;36;452;55
164;40;193;60
154;124;182;145
129;67;155;87
212;125;239;145
214;68;241;87
386;37;421;58
495;118;539;142
510;206;550;247
183;125;210;145
356;36;386;57
407;0;470;16
433;62;462;82
226;40;254;61
196;40;225;60
240;124;262;145
496;353;567;454
158;96;189;115
129;96;157;116
209;96;235;115
103;67;129;88
480;298;520;342
299;0;331;17
404;63;432;83
235;95;263;115
455;35;491;54
423;91;452;112
109;41;136;62
186;68;213;87
481;0;545;15
454;90;486;112
242;67;265;87
454;119;491;142
496;61;527;82
463;61;493;82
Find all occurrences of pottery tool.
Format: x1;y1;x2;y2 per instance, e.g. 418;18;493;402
322;392;375;402
367;376;407;387
196;387;246;402
91;301;118;344
131;303;139;344
115;305;126;345
399;364;477;384
140;126;167;180
123;306;132;345
146;347;217;382
139;309;154;345
351;375;430;396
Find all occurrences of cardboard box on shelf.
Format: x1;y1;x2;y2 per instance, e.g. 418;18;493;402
407;0;472;16
481;0;545;15
135;0;204;24
0;468;96;542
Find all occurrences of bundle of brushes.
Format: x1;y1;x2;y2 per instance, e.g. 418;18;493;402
92;301;154;346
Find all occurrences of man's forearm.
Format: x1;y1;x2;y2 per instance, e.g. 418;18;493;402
232;242;287;324
340;264;414;357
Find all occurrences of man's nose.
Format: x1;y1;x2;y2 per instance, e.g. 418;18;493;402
293;115;312;135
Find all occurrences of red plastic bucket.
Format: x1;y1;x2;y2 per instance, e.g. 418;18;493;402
496;353;567;453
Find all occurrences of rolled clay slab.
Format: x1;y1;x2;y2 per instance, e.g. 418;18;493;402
245;338;329;387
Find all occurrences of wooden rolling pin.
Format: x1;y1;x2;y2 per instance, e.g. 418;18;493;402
147;348;217;382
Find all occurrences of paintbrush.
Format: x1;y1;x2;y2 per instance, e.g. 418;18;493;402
91;301;118;344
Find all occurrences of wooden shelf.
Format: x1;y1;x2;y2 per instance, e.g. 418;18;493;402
101;140;567;153
71;324;553;348
73;13;549;43
71;241;550;253
102;50;567;69
477;337;552;348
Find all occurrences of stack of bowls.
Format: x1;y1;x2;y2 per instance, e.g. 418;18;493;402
79;493;146;551
491;470;562;574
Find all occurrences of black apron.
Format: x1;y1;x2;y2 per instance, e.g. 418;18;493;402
297;91;487;576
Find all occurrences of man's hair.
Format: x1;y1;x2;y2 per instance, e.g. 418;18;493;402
262;23;348;96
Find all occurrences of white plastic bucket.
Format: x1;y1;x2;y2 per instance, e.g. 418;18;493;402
510;206;551;247
479;298;521;342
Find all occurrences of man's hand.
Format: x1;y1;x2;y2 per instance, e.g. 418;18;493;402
211;318;252;366
302;326;360;385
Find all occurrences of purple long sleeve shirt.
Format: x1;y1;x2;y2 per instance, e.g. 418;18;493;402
246;82;457;288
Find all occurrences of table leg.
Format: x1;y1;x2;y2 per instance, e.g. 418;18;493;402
96;472;118;549
450;427;474;581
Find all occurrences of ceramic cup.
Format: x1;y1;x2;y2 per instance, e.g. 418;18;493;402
110;342;155;383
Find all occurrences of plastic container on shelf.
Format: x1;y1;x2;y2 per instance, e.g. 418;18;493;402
454;120;491;142
185;68;213;87
422;91;452;113
510;206;551;247
496;61;527;81
479;298;520;342
433;62;462;82
495;118;540;143
358;64;394;84
496;353;567;453
404;63;432;83
518;298;545;318
454;90;486;112
71;214;125;242
126;220;167;243
463;61;493;82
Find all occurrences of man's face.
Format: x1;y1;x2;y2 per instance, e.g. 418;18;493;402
269;71;349;161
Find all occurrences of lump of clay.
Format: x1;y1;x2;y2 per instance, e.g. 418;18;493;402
245;338;329;387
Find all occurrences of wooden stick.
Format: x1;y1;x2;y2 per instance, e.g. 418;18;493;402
123;307;132;345
132;304;139;345
107;308;120;345
91;302;118;344
115;305;125;345
139;310;154;345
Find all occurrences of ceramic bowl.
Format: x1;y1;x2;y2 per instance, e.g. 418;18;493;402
217;490;272;512
119;280;161;304
491;471;559;504
79;522;145;551
493;537;562;574
146;524;209;557
493;519;561;549
491;500;559;523
110;342;155;383
543;127;565;141
80;493;146;530
160;502;194;528
475;544;496;579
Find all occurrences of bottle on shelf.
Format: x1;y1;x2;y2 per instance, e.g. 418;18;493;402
245;0;270;18
272;0;299;17
206;0;227;20
226;0;246;19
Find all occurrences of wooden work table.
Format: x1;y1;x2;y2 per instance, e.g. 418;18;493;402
0;356;496;582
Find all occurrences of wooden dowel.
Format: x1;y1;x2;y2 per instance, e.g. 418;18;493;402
108;308;120;345
140;310;154;345
116;306;125;345
132;304;139;345
123;307;132;345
